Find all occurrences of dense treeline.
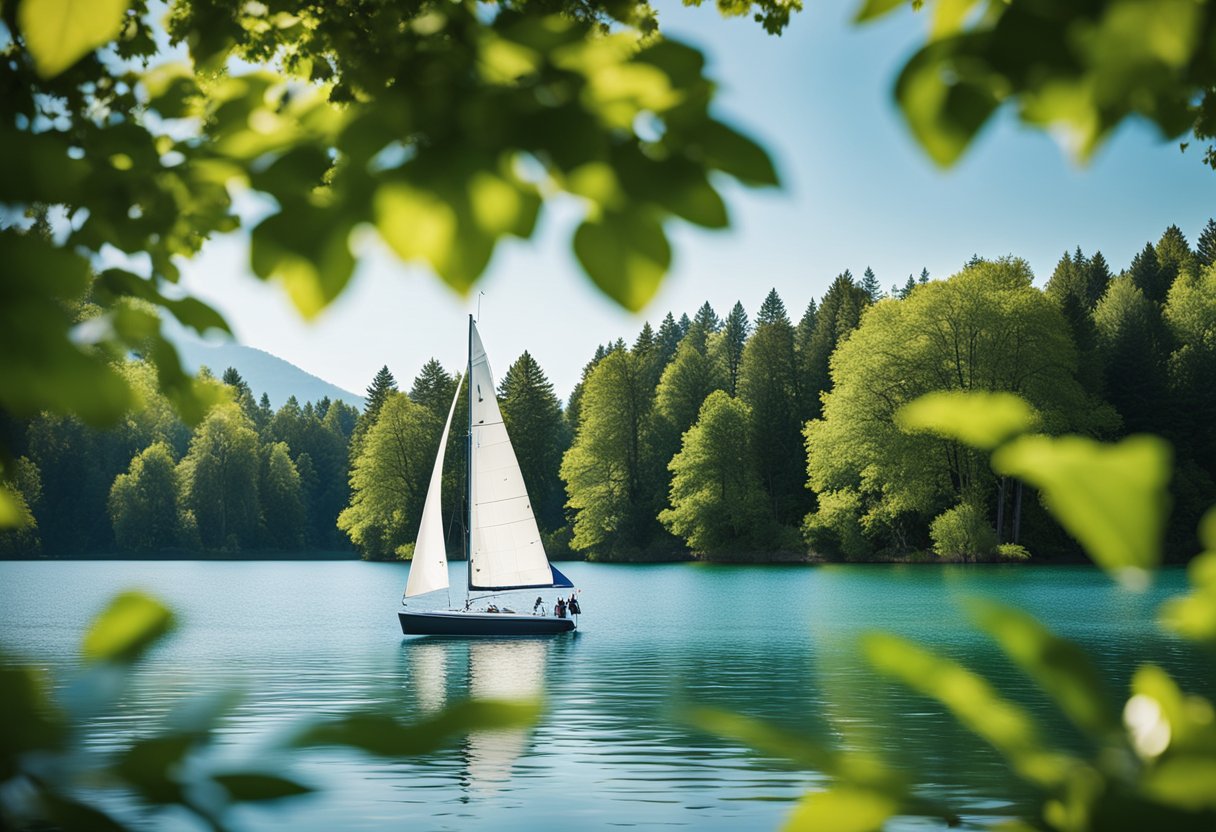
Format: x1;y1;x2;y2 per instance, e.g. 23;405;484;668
3;219;1213;563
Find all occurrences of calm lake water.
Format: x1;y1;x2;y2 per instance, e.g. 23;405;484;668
1;561;1211;830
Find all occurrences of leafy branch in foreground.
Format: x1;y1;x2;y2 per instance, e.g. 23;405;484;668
0;0;779;495
856;0;1216;171
0;590;539;831
697;390;1216;831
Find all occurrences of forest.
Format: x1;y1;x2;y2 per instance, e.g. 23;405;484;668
3;219;1213;564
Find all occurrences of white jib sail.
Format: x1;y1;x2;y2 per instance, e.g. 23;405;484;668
468;322;554;590
404;371;463;599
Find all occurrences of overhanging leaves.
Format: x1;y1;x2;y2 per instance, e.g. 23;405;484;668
992;434;1171;575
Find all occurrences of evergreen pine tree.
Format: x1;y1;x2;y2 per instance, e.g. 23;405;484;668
1129;242;1166;303
1155;224;1196;291
408;359;456;424
899;275;917;299
860;267;881;302
720;301;750;396
221;367;250;398
756;288;788;327
656;312;682;369
1085;251;1113;310
919;267;930;284
1197;218;1216;268
351;365;399;456
677;313;692;336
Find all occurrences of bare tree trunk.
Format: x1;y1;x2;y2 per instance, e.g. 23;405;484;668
995;476;1006;543
1012;481;1023;545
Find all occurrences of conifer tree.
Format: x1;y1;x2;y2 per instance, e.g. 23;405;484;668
408;359;456;424
656;312;682;370
1155;224;1196;291
719;301;750;396
1198;218;1216;268
860;266;882;302
221;367;250;398
677;313;692;336
683;302;720;353
351;365;398;456
919;267;930;284
898;275;917;299
1094;276;1169;433
1129;242;1166;303
803;273;871;420
738;288;803;524
1085;251;1113;310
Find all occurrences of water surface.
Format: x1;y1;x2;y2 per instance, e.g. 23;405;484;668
0;561;1209;830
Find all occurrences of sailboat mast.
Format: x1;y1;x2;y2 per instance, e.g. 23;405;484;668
465;313;474;595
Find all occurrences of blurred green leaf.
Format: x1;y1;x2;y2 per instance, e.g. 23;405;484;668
574;210;670;312
693;122;779;187
18;0;131;78
784;786;898;832
1160;551;1216;642
854;0;910;23
895;38;1002;168
250;205;355;319
687;706;839;773
895;391;1038;450
289;698;541;757
141;63;201;119
213;773;313;803
81;591;175;664
992;435;1171;576
967;599;1120;738
0;486;23;527
40;794;128;832
864;632;1079;788
115;734;193;804
0;663;65;780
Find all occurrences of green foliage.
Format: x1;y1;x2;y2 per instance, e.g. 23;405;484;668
179;403;262;551
738;288;804;525
928;502;997;561
561;348;660;557
260;442;305;550
339;393;439;560
997;542;1031;561
659;391;768;554
806;258;1102;554
108;442;185;552
857;0;1216;171
802;488;871;561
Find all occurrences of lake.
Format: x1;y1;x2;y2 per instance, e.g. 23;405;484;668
0;561;1210;830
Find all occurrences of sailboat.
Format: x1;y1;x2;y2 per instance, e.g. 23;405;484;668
398;315;579;636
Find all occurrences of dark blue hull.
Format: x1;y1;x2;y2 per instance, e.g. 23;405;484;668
399;610;576;636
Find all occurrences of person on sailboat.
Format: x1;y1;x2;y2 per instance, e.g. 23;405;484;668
568;593;581;616
533;596;544;615
555;597;567;619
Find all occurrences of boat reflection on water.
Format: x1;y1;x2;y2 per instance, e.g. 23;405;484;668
404;638;550;796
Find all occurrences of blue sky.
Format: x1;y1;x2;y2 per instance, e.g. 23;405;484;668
179;0;1215;401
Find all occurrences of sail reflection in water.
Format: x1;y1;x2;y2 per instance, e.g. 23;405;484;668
405;638;548;795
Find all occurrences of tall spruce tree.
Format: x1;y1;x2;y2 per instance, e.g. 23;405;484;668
803;272;871;421
351;365;399;456
655;312;682;370
1094;276;1169;433
1155;224;1196;292
1086;251;1113;310
719;301;750;396
409;359;456;424
860;266;882;302
1129;241;1166;303
738;288;804;525
1198;218;1216;268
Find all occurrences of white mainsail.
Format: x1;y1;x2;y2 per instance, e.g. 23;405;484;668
467;321;555;590
404;371;463;599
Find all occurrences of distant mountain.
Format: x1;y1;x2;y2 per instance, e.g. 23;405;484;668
174;336;364;410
